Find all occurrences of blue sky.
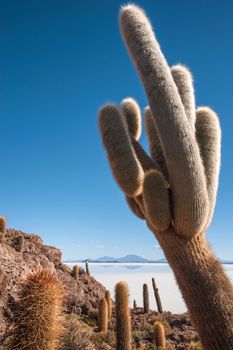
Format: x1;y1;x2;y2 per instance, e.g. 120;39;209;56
1;0;233;260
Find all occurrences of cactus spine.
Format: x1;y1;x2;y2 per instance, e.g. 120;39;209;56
152;277;163;314
154;321;166;349
85;261;90;275
105;290;112;320
98;297;108;333
115;282;131;350
143;283;149;313
11;269;63;350
72;265;79;281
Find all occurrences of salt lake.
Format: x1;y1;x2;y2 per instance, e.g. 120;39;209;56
68;262;233;313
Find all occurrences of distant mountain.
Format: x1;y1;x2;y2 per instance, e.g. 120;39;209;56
221;260;233;264
93;256;118;262
65;254;168;263
64;255;233;264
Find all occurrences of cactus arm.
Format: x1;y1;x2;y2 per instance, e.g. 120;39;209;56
143;170;171;232
98;104;144;196
144;107;169;179
171;65;196;130
157;230;233;350
195;107;221;225
125;195;145;219
121;98;141;140
131;138;158;171
120;5;208;237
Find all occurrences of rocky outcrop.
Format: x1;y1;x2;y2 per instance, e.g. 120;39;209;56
0;229;199;349
0;229;105;340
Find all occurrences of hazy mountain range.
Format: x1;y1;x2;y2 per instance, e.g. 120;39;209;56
64;254;233;264
66;254;168;263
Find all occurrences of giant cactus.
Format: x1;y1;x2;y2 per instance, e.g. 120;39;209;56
98;4;233;349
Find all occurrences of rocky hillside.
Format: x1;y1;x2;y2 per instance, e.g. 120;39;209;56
0;230;105;337
0;229;200;349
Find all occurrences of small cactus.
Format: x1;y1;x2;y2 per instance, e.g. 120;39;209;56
152;277;163;313
98;297;108;333
143;283;149;313
105;290;112;320
154;321;166;349
11;269;64;350
0;217;6;243
85;261;90;275
115;281;131;350
72;265;79;281
13;235;24;252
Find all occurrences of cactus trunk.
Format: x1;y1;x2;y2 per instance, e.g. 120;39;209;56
157;230;233;350
115;282;132;350
152;277;163;314
85;261;90;276
98;298;108;333
143;283;149;314
154;321;166;349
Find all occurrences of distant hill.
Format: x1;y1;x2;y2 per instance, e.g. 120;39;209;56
64;255;233;264
65;254;168;263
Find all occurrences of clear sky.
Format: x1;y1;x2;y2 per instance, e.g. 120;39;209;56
1;0;233;261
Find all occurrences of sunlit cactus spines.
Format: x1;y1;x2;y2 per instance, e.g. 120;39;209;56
195;107;221;226
72;265;79;281
0;217;7;242
154;321;166;349
121;97;141;140
11;269;64;350
115;281;132;350
119;4;209;237
171;64;196;130
98;104;144;197
98;297;108;333
105;290;112;320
